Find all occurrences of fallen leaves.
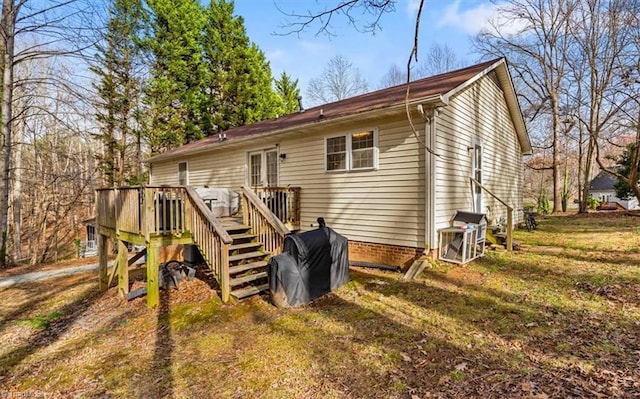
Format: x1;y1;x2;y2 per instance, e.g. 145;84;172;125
454;362;467;371
1;214;640;398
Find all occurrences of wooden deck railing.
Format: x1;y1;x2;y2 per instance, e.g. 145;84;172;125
96;186;233;301
254;186;301;230
97;186;189;237
97;185;299;304
242;186;291;255
184;186;232;301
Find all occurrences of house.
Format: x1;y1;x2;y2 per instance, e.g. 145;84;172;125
95;58;531;307
589;170;639;210
80;218;98;257
147;57;531;266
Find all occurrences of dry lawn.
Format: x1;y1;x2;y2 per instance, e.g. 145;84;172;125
0;212;639;398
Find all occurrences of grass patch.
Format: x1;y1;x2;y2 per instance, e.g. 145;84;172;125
0;212;639;398
18;311;63;329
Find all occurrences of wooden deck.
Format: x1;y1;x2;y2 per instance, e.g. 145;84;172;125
95;186;298;308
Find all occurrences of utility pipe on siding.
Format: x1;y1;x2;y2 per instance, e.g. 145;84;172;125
420;106;438;256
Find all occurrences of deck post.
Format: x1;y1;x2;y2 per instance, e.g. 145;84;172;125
146;242;160;308
506;207;513;251
117;239;129;297
143;187;154;241
98;234;109;291
241;194;249;226
220;243;230;302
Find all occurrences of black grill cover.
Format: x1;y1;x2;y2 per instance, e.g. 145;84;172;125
268;227;349;307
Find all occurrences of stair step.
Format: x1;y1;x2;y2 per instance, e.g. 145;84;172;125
231;283;269;300
229;242;262;252
230;271;268;287
229;260;268;275
223;223;251;233
228;251;268;263
230;233;257;242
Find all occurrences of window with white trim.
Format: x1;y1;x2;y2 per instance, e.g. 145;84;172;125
325;130;377;171
326;136;347;171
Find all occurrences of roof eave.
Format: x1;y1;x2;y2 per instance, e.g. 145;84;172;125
147;94;447;164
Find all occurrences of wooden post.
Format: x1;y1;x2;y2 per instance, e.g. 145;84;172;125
242;193;249;227
220;243;230;302
117;239;129;297
294;187;301;228
146;242;160;308
98;234;109;291
114;188;120;235
143;188;154;241
506;207;513;252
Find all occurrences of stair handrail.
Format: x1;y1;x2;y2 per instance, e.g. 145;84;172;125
185;186;233;244
241;186;291;237
470;177;514;251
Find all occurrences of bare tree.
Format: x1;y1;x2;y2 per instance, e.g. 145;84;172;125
564;0;638;212
306;54;369;105
378;63;406;88
379;43;466;89
474;0;577;213
276;0;397;37
15;58;97;264
0;0;18;264
0;0;97;265
416;43;466;77
588;1;640;205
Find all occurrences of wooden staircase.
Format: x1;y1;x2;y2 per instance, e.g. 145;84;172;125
486;225;520;250
96;185;293;308
219;217;270;300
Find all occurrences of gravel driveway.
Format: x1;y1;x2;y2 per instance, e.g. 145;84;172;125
0;263;108;289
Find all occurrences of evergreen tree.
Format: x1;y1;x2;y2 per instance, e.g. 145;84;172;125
144;0;207;153
201;0;281;133
93;0;145;185
613;143;640;201
275;71;300;114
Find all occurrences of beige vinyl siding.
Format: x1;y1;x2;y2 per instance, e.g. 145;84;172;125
147;73;525;251
148;161;177;185
149;116;426;249
433;74;524;233
278;117;425;248
149;148;246;190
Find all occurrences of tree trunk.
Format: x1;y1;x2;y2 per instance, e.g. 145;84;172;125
551;98;562;213
10;119;21;261
582;135;596;212
0;0;16;266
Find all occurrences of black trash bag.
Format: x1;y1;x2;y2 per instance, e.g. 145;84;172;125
269;224;349;307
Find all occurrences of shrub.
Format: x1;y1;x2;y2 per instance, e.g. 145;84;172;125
537;191;551;215
587;196;600;210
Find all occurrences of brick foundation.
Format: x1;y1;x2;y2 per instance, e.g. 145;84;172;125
348;241;424;270
156;242;423;270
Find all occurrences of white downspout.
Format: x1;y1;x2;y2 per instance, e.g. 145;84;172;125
422;107;438;255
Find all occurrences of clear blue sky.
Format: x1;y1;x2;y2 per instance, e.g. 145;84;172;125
233;0;505;95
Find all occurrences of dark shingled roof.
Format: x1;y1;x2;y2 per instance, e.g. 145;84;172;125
590;171;617;191
148;58;516;163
